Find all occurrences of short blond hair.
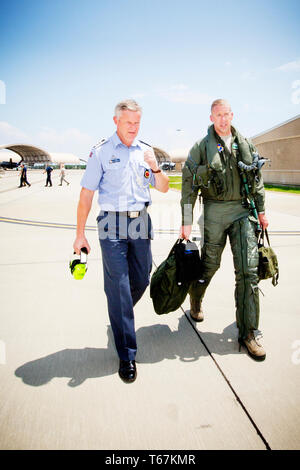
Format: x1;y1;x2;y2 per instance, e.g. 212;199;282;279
211;99;231;112
114;99;142;118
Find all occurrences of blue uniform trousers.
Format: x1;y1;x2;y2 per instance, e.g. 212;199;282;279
98;210;152;361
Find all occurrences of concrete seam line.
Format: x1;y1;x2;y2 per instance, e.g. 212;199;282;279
182;309;272;451
151;257;271;449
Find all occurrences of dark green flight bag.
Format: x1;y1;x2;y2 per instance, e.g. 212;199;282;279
150;239;191;315
258;229;279;286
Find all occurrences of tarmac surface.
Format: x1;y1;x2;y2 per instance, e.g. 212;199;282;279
0;168;300;450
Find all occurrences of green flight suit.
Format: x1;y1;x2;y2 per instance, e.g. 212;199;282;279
181;125;265;340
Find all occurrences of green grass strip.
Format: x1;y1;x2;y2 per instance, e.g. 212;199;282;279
168;176;300;194
264;184;300;194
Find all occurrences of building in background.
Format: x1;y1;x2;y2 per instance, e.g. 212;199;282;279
0;143;172;169
2;118;299;185
252;115;300;186
0;144;82;168
167;115;300;184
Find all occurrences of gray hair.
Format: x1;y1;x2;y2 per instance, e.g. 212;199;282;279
114;99;142;118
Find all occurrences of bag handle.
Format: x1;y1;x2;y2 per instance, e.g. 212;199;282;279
257;229;264;247
264;228;271;246
168;238;184;258
258;228;271;247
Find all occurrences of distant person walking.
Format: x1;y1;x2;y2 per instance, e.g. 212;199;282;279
44;164;53;187
58;164;69;186
18;163;31;187
18;164;25;187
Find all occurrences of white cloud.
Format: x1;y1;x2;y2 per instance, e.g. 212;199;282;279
291;80;300;105
158;86;212;105
276;59;300;72
130;92;147;99
0;80;6;104
0;121;93;155
0;121;29;143
36;127;92;152
170;84;189;91
240;71;256;80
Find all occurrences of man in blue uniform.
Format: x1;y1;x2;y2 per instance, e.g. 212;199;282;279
73;99;169;383
18;163;31;187
44;164;53;187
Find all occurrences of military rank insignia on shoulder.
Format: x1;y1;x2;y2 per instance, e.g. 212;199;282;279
89;138;107;159
94;137;108;149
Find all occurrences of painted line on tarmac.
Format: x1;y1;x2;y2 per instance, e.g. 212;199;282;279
0;216;180;234
0;216;300;237
0;216;87;230
0;216;177;233
0;216;83;230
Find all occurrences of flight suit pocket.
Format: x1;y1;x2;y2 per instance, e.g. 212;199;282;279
247;220;259;268
211;169;227;197
196;165;209;188
202;243;223;267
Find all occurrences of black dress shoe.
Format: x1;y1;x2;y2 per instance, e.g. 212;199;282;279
118;360;137;383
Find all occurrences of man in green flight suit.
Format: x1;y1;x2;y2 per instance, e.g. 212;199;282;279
180;99;268;361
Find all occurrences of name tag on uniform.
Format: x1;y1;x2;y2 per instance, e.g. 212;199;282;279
109;157;120;164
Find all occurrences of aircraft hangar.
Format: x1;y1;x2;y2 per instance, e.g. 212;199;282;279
0;143;81;167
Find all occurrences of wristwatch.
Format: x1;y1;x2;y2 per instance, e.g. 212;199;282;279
152;169;161;173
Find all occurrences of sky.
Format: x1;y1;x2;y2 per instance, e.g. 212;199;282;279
0;0;300;160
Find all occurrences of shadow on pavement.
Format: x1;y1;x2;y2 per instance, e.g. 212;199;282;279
15;317;241;387
15;344;116;388
137;316;242;363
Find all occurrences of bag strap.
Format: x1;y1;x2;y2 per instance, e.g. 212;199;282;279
258;228;271;247
265;228;271;246
272;272;279;287
257;229;264;247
